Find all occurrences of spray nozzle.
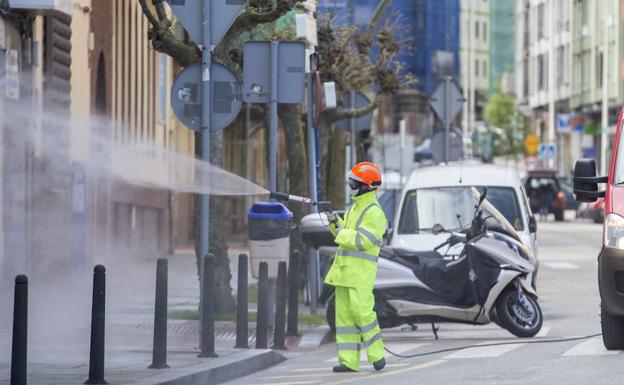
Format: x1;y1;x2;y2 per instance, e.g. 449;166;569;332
269;191;333;212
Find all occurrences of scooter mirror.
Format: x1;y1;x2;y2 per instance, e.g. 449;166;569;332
432;223;445;235
479;187;488;205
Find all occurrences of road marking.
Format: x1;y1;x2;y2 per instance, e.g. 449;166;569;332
324;343;429;363
536;325;551;337
322;360;447;385
542;262;580;270
443;341;527;359
253;381;321;385
562;338;621;356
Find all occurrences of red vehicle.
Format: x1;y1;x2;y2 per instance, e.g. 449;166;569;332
575;108;624;349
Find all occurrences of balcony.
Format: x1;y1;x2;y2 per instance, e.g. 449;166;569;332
7;0;72;16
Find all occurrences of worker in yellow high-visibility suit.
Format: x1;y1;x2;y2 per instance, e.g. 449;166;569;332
325;161;388;372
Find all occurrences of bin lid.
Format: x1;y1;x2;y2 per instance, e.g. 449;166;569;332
248;202;293;220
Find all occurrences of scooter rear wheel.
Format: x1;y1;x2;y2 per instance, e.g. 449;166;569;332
496;289;543;338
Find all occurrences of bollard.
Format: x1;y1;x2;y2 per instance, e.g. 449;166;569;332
255;262;269;349
149;258;169;369
272;262;287;350
235;254;249;349
198;254;217;358
11;275;28;385
85;265;106;385
287;250;301;336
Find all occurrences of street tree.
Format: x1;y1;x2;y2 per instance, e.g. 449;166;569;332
484;84;523;160
138;0;411;312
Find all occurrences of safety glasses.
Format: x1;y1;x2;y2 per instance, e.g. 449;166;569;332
348;178;360;190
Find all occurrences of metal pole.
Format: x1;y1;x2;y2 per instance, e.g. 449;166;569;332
349;91;356;167
256;262;270;349
399;120;406;185
445;77;451;164
269;41;279;192
271;261;287;350
306;72;319;315
85;265;106;385
199;255;217;358
601;9;611;176
11;275;28;385
235;254;249;349
149;258;169;369
287;250;301;336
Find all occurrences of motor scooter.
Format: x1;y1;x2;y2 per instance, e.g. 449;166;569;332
299;188;544;338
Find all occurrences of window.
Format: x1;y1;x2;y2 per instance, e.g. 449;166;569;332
597;51;604;88
475;20;479;39
483;60;488;77
475;59;480;77
537;54;548;91
556;46;568;87
537;3;546;40
483;22;488;42
398;186;525;234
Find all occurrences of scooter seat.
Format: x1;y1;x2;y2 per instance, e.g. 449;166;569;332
385;248;445;266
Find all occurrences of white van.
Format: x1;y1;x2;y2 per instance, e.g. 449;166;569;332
390;163;539;278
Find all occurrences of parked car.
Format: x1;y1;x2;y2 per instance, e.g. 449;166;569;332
574;107;624;350
577;197;605;223
390;163;539;282
525;169;567;221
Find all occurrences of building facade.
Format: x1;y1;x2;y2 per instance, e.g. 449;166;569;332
489;0;515;94
0;0;197;281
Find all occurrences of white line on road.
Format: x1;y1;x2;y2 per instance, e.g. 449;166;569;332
562;338;621;356
322;360;447;385
542;262;580;270
443;341;527;359
536;325;551;337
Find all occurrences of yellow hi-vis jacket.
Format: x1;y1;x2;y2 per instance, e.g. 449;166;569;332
324;191;388;290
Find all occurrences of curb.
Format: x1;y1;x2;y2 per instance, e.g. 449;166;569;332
298;326;334;349
128;350;286;385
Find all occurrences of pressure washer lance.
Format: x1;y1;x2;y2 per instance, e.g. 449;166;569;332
269;192;315;206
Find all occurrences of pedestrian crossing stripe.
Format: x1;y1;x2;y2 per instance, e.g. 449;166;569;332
543;262;580;270
561;338;621;356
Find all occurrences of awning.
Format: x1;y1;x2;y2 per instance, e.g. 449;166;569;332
7;0;72;16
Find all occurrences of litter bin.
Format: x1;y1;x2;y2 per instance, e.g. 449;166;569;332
248;202;293;279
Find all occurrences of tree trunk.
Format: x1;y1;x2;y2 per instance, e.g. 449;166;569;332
193;131;236;316
318;118;347;208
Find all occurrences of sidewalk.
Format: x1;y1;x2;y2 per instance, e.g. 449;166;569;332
0;249;331;385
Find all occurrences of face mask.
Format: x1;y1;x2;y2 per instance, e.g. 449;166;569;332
349;187;359;198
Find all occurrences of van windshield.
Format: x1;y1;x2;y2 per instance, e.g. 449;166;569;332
398;186;524;234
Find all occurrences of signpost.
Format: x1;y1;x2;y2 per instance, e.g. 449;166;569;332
539;143;557;162
429;77;465;163
243;41;306;192
335;91;373;170
524;134;539;156
169;0;246;356
171;62;242;132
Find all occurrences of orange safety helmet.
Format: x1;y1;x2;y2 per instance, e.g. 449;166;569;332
349;162;382;189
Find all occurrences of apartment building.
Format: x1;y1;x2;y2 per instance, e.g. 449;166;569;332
490;0;515;94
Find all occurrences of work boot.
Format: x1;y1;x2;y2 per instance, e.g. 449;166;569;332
333;365;356;373
373;357;386;371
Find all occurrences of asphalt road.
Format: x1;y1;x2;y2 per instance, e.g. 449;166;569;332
223;217;624;385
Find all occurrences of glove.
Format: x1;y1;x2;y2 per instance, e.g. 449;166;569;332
326;212;339;226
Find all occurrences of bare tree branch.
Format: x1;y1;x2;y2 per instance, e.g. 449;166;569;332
366;0;391;41
138;0;159;28
152;0;168;23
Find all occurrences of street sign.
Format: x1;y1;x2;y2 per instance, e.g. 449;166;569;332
539;143;557;160
335;91;373;132
166;0;246;46
242;41;306;104
429;80;465;125
557;114;572;134
171;62;242;132
431;128;463;164
524;134;539;155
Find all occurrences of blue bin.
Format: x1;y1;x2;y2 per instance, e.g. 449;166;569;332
248;202;293;278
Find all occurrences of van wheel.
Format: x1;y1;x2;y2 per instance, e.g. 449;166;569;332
326;298;336;334
601;303;624;350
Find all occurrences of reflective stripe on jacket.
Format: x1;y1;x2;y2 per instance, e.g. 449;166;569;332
324;191;388;289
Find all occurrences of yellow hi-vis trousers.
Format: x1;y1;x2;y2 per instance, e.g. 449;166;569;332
335;285;384;371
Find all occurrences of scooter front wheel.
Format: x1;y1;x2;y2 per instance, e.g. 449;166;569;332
495;289;543;338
